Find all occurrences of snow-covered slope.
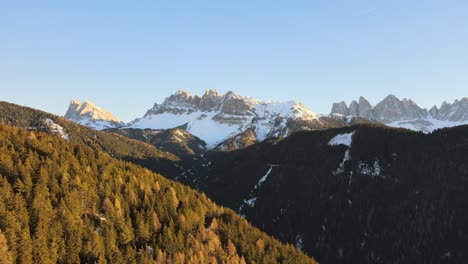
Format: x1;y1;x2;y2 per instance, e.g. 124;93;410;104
331;95;468;133
64;99;125;130
129;90;320;148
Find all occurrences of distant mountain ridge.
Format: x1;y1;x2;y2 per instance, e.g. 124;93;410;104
331;95;468;132
62;92;468;149
128;89;360;148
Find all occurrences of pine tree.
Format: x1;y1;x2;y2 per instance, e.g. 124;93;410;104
0;229;13;264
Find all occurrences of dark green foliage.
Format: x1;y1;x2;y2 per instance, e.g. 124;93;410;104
182;124;468;263
0;123;315;263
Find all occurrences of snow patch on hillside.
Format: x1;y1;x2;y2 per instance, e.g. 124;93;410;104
74;117;121;130
131;111;248;148
254;101;318;120
329;131;355;147
238;164;277;211
387;117;468;133
44;118;69;141
257;165;274;187
333;150;351;175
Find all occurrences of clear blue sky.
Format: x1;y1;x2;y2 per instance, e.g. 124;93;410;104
1;1;467;121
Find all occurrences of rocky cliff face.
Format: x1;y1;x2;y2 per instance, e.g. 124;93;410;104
331;95;468;132
145;90;257;117
373;95;427;123
130;90;347;148
64;99;125;129
430;98;468;122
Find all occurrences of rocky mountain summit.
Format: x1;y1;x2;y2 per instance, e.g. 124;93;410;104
429;97;468;122
331;95;468;132
130;89;352;148
141;89;317;120
64;99;125;129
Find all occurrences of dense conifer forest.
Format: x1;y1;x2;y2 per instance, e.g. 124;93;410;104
179;125;468;263
0;123;316;263
0;101;184;176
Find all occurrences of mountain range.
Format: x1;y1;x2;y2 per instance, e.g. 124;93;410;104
65;91;468;145
331;95;468;132
129;90;363;148
64;90;375;149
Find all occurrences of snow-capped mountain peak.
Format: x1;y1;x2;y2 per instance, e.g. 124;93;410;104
64;99;125;130
130;90;319;147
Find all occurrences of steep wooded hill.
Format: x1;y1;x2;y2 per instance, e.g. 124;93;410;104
0;123;316;263
0;101;181;175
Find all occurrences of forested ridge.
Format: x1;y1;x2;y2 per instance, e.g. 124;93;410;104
0;123;316;263
0;101;178;161
178;125;468;263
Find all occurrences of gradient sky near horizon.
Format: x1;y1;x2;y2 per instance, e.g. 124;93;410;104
1;1;467;121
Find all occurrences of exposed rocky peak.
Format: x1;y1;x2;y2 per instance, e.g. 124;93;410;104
220;91;256;116
431;98;468;121
331;101;349;116
146;89;256;116
358;96;374;119
330;95;468;132
331;94;427;123
329;97;374;119
64;99;125;129
164;90;201;107
130;90;324;148
373;95;427;123
198;89;223;111
428;105;439;117
349;100;359;116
